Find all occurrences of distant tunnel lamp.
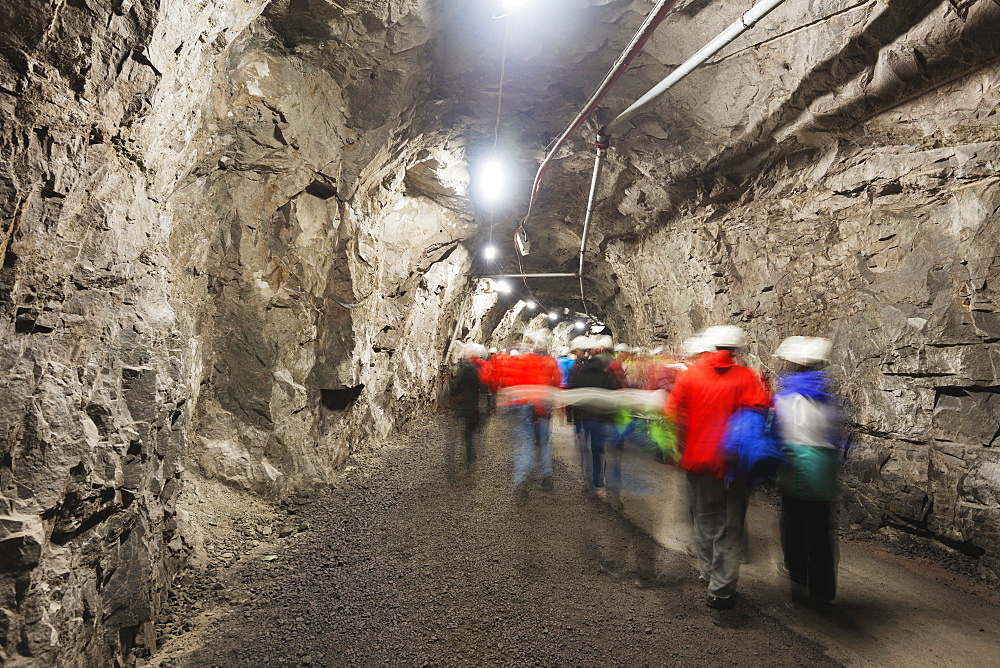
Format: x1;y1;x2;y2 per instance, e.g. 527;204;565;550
575;321;586;330
483;245;497;260
479;159;505;201
548;311;559;321
526;300;537;309
496;280;511;294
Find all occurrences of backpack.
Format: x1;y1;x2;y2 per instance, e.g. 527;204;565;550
719;408;785;483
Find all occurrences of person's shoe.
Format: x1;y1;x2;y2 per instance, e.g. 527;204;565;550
705;593;735;610
808;597;834;613
514;483;528;505
540;476;554;492
790;581;809;604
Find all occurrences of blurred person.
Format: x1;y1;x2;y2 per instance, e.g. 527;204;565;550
556;346;576;389
570;336;621;496
666;325;770;610
481;347;500;413
568;336;590;476
506;330;561;500
624;346;650;390
449;342;486;471
648;340;703;393
555;345;577;424
773;336;843;609
608;344;643;509
607;343;630;388
643;345;689;464
682;335;714;367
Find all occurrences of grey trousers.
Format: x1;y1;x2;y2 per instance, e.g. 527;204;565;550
686;472;749;599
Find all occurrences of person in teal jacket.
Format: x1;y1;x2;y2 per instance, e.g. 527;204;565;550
773;336;844;609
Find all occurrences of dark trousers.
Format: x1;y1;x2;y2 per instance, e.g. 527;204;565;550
781;496;836;602
687;473;748;598
581;420;607;488
462;414;480;463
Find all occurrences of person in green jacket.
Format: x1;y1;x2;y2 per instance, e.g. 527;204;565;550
773;336;843;609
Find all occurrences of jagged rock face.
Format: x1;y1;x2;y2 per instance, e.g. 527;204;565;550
0;0;999;664
0;0;487;664
580;1;1000;580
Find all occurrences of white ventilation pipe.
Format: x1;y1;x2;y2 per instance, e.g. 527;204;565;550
576;141;607;316
578;144;608;279
604;0;791;137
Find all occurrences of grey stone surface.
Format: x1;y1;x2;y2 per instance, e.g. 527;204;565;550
588;0;1000;585
0;0;483;663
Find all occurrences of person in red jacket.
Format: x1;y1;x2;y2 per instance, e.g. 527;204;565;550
665;325;770;610
503;331;561;500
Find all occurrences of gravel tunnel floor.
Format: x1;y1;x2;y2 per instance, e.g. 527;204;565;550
150;412;839;667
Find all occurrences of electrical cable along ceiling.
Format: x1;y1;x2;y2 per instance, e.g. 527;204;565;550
448;0;999;335
464;0;794;326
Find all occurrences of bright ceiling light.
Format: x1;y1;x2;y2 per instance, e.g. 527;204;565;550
575;320;586;330
526;300;537;309
496;280;511;294
501;0;526;8
483;245;497;259
479;159;504;201
548;311;559;321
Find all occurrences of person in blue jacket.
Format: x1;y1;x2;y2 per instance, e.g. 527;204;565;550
773;336;844;609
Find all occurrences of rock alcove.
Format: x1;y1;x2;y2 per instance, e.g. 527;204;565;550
1;0;999;664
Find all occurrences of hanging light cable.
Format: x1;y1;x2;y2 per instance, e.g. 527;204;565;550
483;4;513;263
515;0;682;239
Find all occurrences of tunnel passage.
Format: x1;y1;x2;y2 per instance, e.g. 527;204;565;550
0;0;998;665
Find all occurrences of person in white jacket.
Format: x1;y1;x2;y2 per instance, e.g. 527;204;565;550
773;336;843;609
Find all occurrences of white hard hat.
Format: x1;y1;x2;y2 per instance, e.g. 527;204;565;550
682;336;714;356
489;347;498;354
461;342;487;359
613;343;630;353
570;336;589;350
592;335;614;350
702;325;747;349
775;336;831;366
557;346;570;357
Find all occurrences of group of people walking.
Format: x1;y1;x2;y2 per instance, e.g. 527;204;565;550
448;324;846;612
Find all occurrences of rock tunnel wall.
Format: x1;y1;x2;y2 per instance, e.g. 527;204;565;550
0;1;493;664
1;0;999;664
588;0;1000;581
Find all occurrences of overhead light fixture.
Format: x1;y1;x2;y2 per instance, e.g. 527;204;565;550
483;245;497;259
526;300;537;309
548;311;559;321
514;226;530;256
496;280;511;294
501;0;526;8
575;320;586;330
479;159;504;201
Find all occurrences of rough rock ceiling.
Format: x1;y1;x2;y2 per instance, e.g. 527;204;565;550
252;0;1000;318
